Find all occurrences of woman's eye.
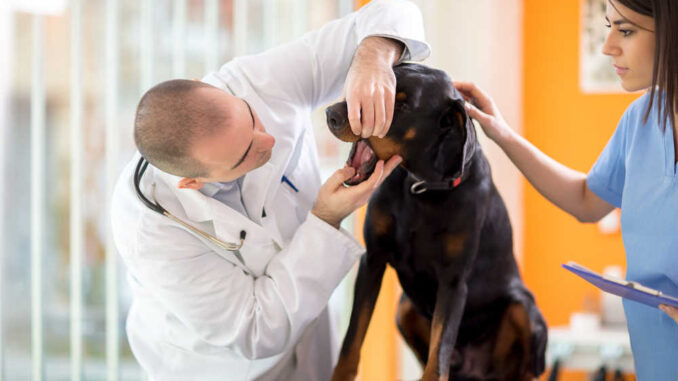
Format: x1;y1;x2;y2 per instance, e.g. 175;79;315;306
605;23;611;28
619;29;633;37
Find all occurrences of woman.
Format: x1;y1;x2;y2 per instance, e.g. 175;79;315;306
455;0;677;378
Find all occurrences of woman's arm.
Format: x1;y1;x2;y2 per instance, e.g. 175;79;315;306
455;81;615;223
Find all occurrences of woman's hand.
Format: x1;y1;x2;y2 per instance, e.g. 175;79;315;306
660;304;678;324
454;81;512;143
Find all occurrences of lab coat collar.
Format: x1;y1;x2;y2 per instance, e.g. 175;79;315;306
156;162;277;226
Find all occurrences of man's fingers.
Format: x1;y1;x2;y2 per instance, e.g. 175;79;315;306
383;155;403;176
383;90;395;138
373;93;387;138
347;97;362;136
361;98;375;138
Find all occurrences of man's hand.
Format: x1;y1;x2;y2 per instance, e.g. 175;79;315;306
660;305;678;324
312;155;402;229
344;36;404;139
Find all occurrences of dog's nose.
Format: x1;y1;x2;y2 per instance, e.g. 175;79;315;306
325;102;348;132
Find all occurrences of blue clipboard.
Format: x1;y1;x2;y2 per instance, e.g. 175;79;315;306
562;261;678;309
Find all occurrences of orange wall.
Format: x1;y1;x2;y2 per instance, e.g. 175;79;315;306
523;0;640;379
353;0;642;380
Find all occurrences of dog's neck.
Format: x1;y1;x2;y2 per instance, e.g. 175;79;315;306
407;143;479;195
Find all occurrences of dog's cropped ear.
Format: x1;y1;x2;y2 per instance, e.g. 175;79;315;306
435;99;477;179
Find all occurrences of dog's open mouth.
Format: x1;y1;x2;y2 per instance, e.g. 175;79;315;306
345;139;377;186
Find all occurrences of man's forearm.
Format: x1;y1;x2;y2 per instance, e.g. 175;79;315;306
353;36;404;68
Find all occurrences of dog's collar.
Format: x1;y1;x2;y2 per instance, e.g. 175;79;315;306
408;173;463;195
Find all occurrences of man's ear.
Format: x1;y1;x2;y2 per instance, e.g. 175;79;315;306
178;177;205;190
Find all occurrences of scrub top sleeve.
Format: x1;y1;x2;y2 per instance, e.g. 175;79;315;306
586;112;629;208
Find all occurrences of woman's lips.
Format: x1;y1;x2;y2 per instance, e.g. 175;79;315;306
614;65;629;75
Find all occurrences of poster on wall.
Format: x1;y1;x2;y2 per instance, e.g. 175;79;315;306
580;0;623;93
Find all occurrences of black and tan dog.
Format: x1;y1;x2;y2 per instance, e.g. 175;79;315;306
325;63;547;381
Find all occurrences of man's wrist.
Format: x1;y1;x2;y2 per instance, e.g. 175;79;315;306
311;209;341;230
354;36;405;67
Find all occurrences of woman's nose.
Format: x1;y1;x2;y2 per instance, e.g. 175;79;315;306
601;32;619;56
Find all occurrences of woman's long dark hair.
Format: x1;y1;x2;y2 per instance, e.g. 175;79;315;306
614;0;677;130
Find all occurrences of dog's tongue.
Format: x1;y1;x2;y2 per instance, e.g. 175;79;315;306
346;140;377;185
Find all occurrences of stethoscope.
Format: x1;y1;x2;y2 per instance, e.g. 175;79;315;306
134;156;247;264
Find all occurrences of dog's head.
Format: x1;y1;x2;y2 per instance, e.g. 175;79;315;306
326;63;476;185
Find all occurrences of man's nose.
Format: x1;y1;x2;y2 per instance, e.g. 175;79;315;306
325;102;348;132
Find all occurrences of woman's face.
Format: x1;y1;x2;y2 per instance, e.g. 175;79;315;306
602;0;655;92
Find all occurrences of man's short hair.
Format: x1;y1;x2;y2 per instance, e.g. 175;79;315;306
134;79;227;178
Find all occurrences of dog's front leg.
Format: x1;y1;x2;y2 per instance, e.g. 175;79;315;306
331;254;387;381
421;280;468;381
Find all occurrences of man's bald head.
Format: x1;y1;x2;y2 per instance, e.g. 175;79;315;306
134;79;230;178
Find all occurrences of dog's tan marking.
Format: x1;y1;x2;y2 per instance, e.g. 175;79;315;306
397;297;431;365
422;316;446;381
444;232;468;257
369;208;393;236
396;92;407;101
369;137;403;161
457;112;464;127
338;129;361;143
492;303;532;380
404;128;416;140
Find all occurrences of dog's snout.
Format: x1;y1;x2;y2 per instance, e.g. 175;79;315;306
325;103;348;131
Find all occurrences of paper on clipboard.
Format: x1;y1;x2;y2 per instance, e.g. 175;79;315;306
562;261;678;309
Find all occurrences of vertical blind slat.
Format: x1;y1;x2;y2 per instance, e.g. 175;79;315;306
105;0;120;379
30;15;45;381
141;0;154;92
204;0;219;73
293;0;308;38
234;0;247;57
70;0;84;379
263;0;278;49
173;0;186;78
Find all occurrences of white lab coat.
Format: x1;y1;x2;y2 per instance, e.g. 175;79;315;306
111;1;430;380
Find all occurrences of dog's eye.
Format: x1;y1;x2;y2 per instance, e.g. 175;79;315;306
394;101;409;112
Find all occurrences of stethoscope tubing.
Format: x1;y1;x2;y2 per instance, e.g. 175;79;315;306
133;157;247;265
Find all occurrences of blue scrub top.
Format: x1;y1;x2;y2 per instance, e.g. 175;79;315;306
587;93;678;380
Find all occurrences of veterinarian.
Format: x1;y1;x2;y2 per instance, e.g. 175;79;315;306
456;0;677;378
110;1;430;380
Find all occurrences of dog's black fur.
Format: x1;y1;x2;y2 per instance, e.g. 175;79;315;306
326;63;547;381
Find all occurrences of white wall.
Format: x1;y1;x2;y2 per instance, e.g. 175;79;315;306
415;0;524;260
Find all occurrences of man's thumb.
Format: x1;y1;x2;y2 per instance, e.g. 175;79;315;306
328;166;356;188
